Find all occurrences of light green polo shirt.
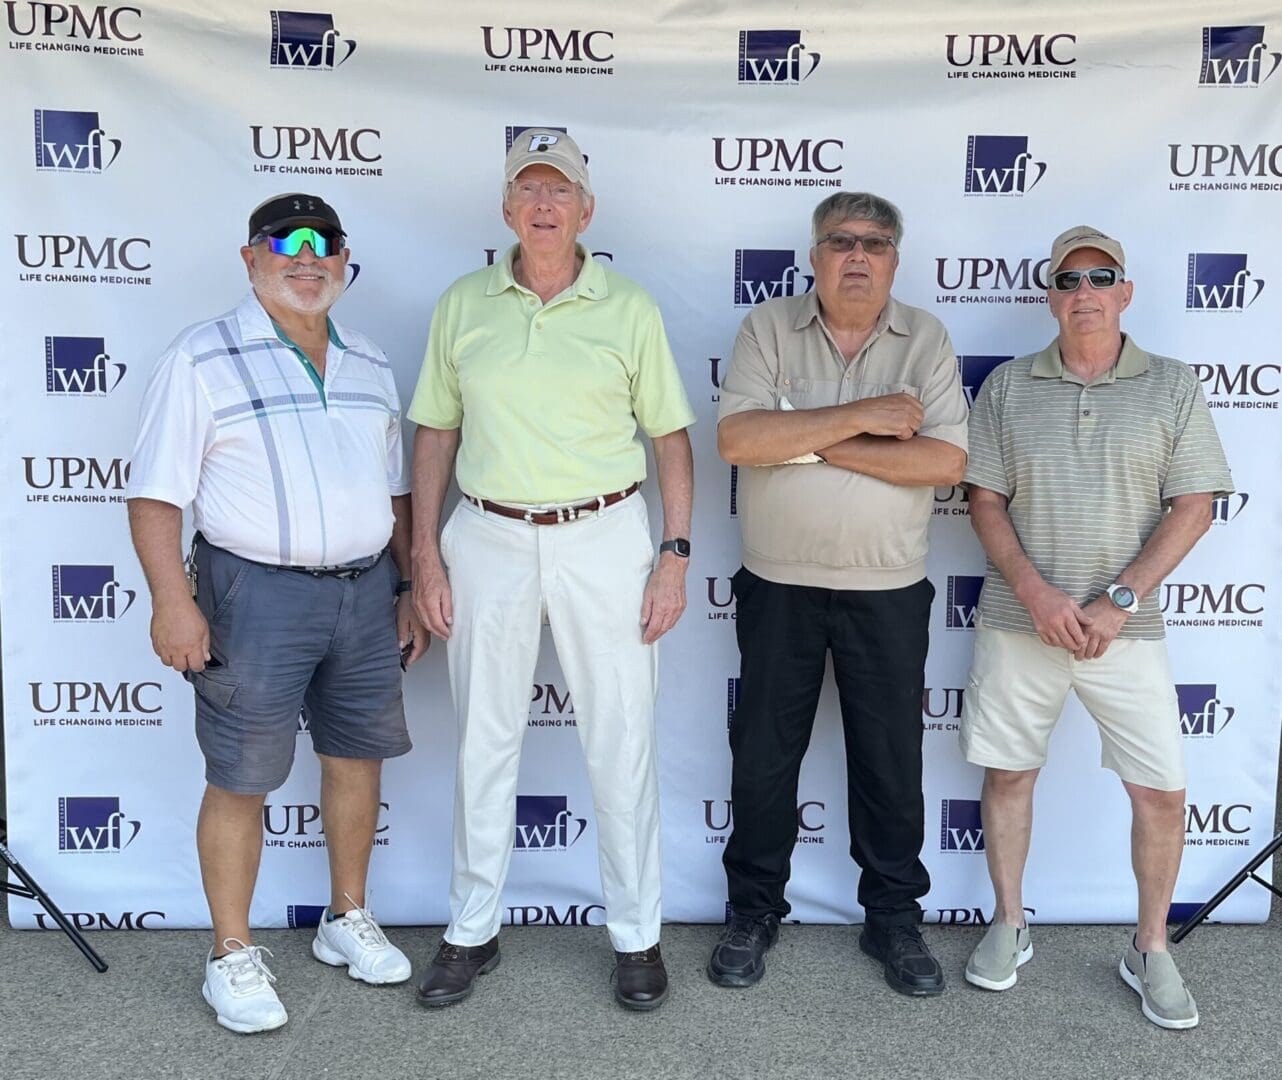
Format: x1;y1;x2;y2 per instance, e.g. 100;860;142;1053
965;335;1233;640
409;245;695;504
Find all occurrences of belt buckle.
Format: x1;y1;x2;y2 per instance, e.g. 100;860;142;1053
523;508;535;525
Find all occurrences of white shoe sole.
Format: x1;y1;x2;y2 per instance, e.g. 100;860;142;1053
1118;958;1199;1030
201;982;288;1034
964;941;1033;991
312;935;412;985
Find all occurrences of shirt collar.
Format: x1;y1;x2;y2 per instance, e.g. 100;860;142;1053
236;290;347;349
485;243;609;301
794;292;910;336
1030;334;1149;382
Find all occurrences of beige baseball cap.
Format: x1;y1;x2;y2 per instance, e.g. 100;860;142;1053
503;128;591;197
1049;225;1125;273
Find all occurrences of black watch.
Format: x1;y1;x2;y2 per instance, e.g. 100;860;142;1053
395;579;413;595
659;538;691;558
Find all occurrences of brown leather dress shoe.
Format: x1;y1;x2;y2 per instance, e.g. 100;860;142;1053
415;937;500;1007
614;944;669;1011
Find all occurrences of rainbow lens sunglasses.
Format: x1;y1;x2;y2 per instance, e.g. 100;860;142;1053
1049;266;1125;292
252;226;345;258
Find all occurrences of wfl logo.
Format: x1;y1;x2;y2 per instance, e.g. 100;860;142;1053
1199;26;1281;87
734;249;813;306
51;564;135;621
941;799;984;851
728;464;739;517
269;10;356;69
1212;493;1249;523
1177;684;1235;737
45;336;125;395
33;109;121;172
946;575;983;629
58;796;140;852
738;30;820;84
513;795;588;851
1186;253;1265;311
726;677;741;729
958;355;1010;407
286;904;326;928
964;135;1046;195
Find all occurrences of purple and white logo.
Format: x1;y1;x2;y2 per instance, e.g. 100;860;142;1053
45;336;125;395
269;10;355;69
738;30;820;84
1186;253;1265;311
727;677;741;729
1199;26;1280;87
958;355;1010;407
1177;684;1235;737
940;798;984;851
1211;493;1250;523
51;564;135;621
965;135;1046;195
58;796;140;852
734;249;813;306
34;109;121;172
945;575;983;630
514;795;588;851
286;904;326;928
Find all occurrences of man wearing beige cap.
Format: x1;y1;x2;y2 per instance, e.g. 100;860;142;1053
961;226;1232;1029
711;191;967;996
408;129;695;1010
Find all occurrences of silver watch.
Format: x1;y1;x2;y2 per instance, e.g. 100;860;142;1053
1105;584;1139;614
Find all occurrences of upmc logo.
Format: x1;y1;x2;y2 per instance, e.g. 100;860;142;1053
738;30;820;84
32;680;160;716
935;256;1050;303
51;564;135;621
712;138;843;187
1190;364;1279;409
734;249;813;306
1185;803;1251;836
1185;253;1265;311
1162;583;1264;630
269;10;355;69
940;798;984;851
507;903;605;926
34;109;120;171
945;33;1076;71
958;355;1010;406
24;456;128;492
5;4;143;48
45;336;124;394
1177;684;1235;737
34;909;162;930
16;233;150;270
1199;26;1280;87
58;796;140;852
250;125;381;163
946;575;983;630
513;795;587;851
480;26;613;62
965;136;1047;195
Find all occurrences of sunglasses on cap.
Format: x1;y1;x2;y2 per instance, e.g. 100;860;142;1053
1049;266;1124;292
251;226;345;258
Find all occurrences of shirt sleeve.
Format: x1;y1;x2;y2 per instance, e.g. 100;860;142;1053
406;289;463;430
630;303;696;438
1161;368;1234;500
385;379;410;497
124;342;214;508
962;370;1010;496
916;329;969;453
717;312;778;422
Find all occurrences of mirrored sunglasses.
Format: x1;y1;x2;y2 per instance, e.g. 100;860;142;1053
1050;266;1124;292
253;226;344;258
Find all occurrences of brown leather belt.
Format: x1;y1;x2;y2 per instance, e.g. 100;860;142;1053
467;482;640;525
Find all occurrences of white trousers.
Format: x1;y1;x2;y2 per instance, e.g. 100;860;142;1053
439;493;662;951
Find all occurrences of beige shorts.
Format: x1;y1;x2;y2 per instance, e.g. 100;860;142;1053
959;624;1186;791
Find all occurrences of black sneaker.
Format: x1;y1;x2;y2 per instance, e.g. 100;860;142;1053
859;924;945;996
706;913;781;988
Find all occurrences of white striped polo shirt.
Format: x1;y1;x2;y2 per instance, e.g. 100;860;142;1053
964;335;1233;640
127;291;408;566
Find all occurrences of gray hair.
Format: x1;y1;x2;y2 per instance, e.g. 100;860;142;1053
810;192;904;248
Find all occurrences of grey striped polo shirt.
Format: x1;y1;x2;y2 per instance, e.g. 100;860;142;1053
964;335;1233;639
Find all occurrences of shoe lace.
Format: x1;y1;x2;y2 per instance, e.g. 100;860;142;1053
438;943;465;962
337;891;390;949
886;925;926;951
219;937;277;991
619;947;657;963
724;915;771;949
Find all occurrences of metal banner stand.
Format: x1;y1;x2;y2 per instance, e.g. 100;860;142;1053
1171;833;1282;943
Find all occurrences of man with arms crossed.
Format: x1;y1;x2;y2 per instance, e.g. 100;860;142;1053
711;192;967;995
127;194;424;1032
961;226;1232;1029
409;130;695;1010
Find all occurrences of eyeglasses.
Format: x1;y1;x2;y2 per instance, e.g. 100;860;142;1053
1049;266;1125;292
251;226;344;258
815;233;896;256
508;179;581;204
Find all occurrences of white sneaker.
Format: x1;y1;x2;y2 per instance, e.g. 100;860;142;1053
202;939;288;1034
312;895;411;985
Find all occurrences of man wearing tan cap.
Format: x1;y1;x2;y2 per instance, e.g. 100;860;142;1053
408;129;695;1010
960;226;1232;1029
711;191;967;996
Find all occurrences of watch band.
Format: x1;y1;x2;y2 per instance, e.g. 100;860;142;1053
395;579;413;595
659;538;691;558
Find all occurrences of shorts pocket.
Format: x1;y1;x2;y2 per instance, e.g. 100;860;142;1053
187;667;239;711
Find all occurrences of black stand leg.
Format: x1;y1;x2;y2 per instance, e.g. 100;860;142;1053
1171;831;1282;944
0;821;109;972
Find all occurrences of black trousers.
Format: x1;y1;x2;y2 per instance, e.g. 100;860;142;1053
723;567;934;929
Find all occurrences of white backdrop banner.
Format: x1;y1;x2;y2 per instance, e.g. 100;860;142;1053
3;1;1280;932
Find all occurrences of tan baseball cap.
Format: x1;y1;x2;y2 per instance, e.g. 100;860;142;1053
1049;225;1125;273
503;128;591;197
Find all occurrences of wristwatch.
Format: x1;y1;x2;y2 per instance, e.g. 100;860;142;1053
1105;583;1139;613
659;538;691;558
395;579;413;595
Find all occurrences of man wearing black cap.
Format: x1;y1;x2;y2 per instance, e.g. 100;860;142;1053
126;193;425;1033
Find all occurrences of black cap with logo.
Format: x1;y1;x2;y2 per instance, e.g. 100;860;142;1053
247;193;344;243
